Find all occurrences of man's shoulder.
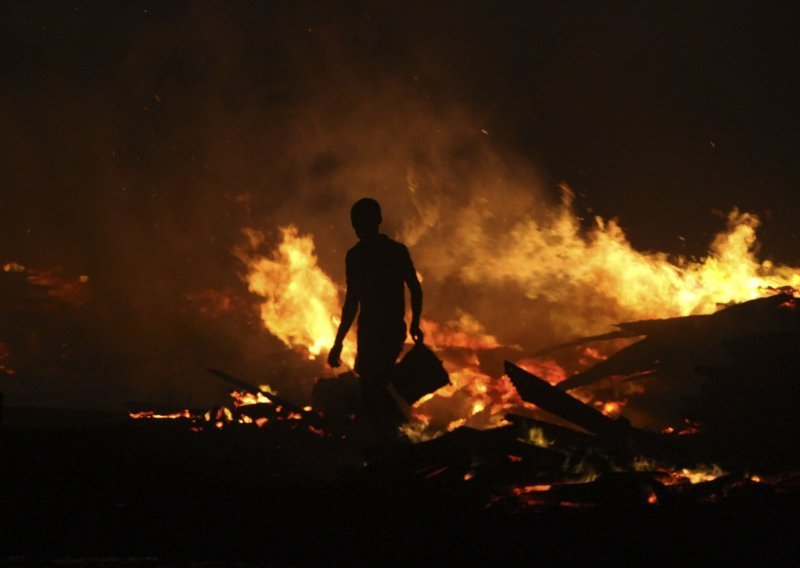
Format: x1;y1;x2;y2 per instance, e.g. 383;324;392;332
382;235;409;254
348;235;408;256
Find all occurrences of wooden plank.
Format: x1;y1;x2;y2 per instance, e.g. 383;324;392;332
504;361;633;439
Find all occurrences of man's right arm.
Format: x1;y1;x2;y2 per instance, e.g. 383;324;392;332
328;288;358;366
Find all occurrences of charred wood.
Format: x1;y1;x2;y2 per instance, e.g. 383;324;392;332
312;372;360;418
556;338;661;391
206;367;263;395
533;330;639;357
365;425;565;477
505;361;635;440
232;403;277;421
509;471;661;509
505;362;681;462
555;293;799;391
126;401;203;418
505;413;611;454
688;329;800;467
206;368;324;428
207;368;301;414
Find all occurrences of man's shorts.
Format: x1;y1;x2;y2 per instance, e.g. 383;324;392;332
355;320;406;383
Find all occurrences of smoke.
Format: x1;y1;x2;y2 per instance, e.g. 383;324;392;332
0;3;559;408
5;3;796;410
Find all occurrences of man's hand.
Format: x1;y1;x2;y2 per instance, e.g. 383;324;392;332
327;342;343;368
410;322;424;344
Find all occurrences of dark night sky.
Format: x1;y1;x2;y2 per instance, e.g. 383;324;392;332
385;1;800;258
2;1;800;259
1;1;799;407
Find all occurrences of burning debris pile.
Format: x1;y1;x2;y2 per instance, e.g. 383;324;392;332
129;368;326;436
130;289;800;511
126;200;800;512
5;177;797;512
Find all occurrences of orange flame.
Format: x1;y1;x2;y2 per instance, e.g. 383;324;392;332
129;410;193;420
419;311;501;350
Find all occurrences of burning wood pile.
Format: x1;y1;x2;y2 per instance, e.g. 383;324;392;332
130;289;800;511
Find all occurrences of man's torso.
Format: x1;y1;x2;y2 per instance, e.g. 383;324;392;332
346;235;411;335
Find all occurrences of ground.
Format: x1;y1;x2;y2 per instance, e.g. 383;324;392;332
2;408;800;566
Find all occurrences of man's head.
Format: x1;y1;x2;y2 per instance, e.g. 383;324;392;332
351;198;382;239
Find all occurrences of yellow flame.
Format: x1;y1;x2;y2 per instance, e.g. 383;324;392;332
598;400;624;418
675;465;725;485
237;226;356;366
527;426;551;448
634;458;726;485
457;187;800;335
406;366;527;440
230;390;272;407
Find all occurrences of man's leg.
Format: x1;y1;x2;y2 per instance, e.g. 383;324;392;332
356;332;405;437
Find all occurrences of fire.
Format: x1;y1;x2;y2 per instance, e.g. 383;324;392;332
661;418;704;436
230;390;272;407
456;187;800;336
419;311;501;350
527;426;551;448
404;366;532;440
515;357;567;385
597;400;624;418
513;484;552;495
676;466;725;485
130;385;326;434
236;226;356;366
633;458;725;485
664;465;726;485
231;194;800;441
129;410;194;420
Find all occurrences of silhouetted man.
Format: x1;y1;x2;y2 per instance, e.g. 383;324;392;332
328;198;423;434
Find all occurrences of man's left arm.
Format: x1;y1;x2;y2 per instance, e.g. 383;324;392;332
402;246;424;343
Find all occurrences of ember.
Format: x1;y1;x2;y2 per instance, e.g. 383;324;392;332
0;342;16;376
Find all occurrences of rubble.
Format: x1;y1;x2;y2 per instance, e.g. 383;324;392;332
9;289;800;564
119;291;800;517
